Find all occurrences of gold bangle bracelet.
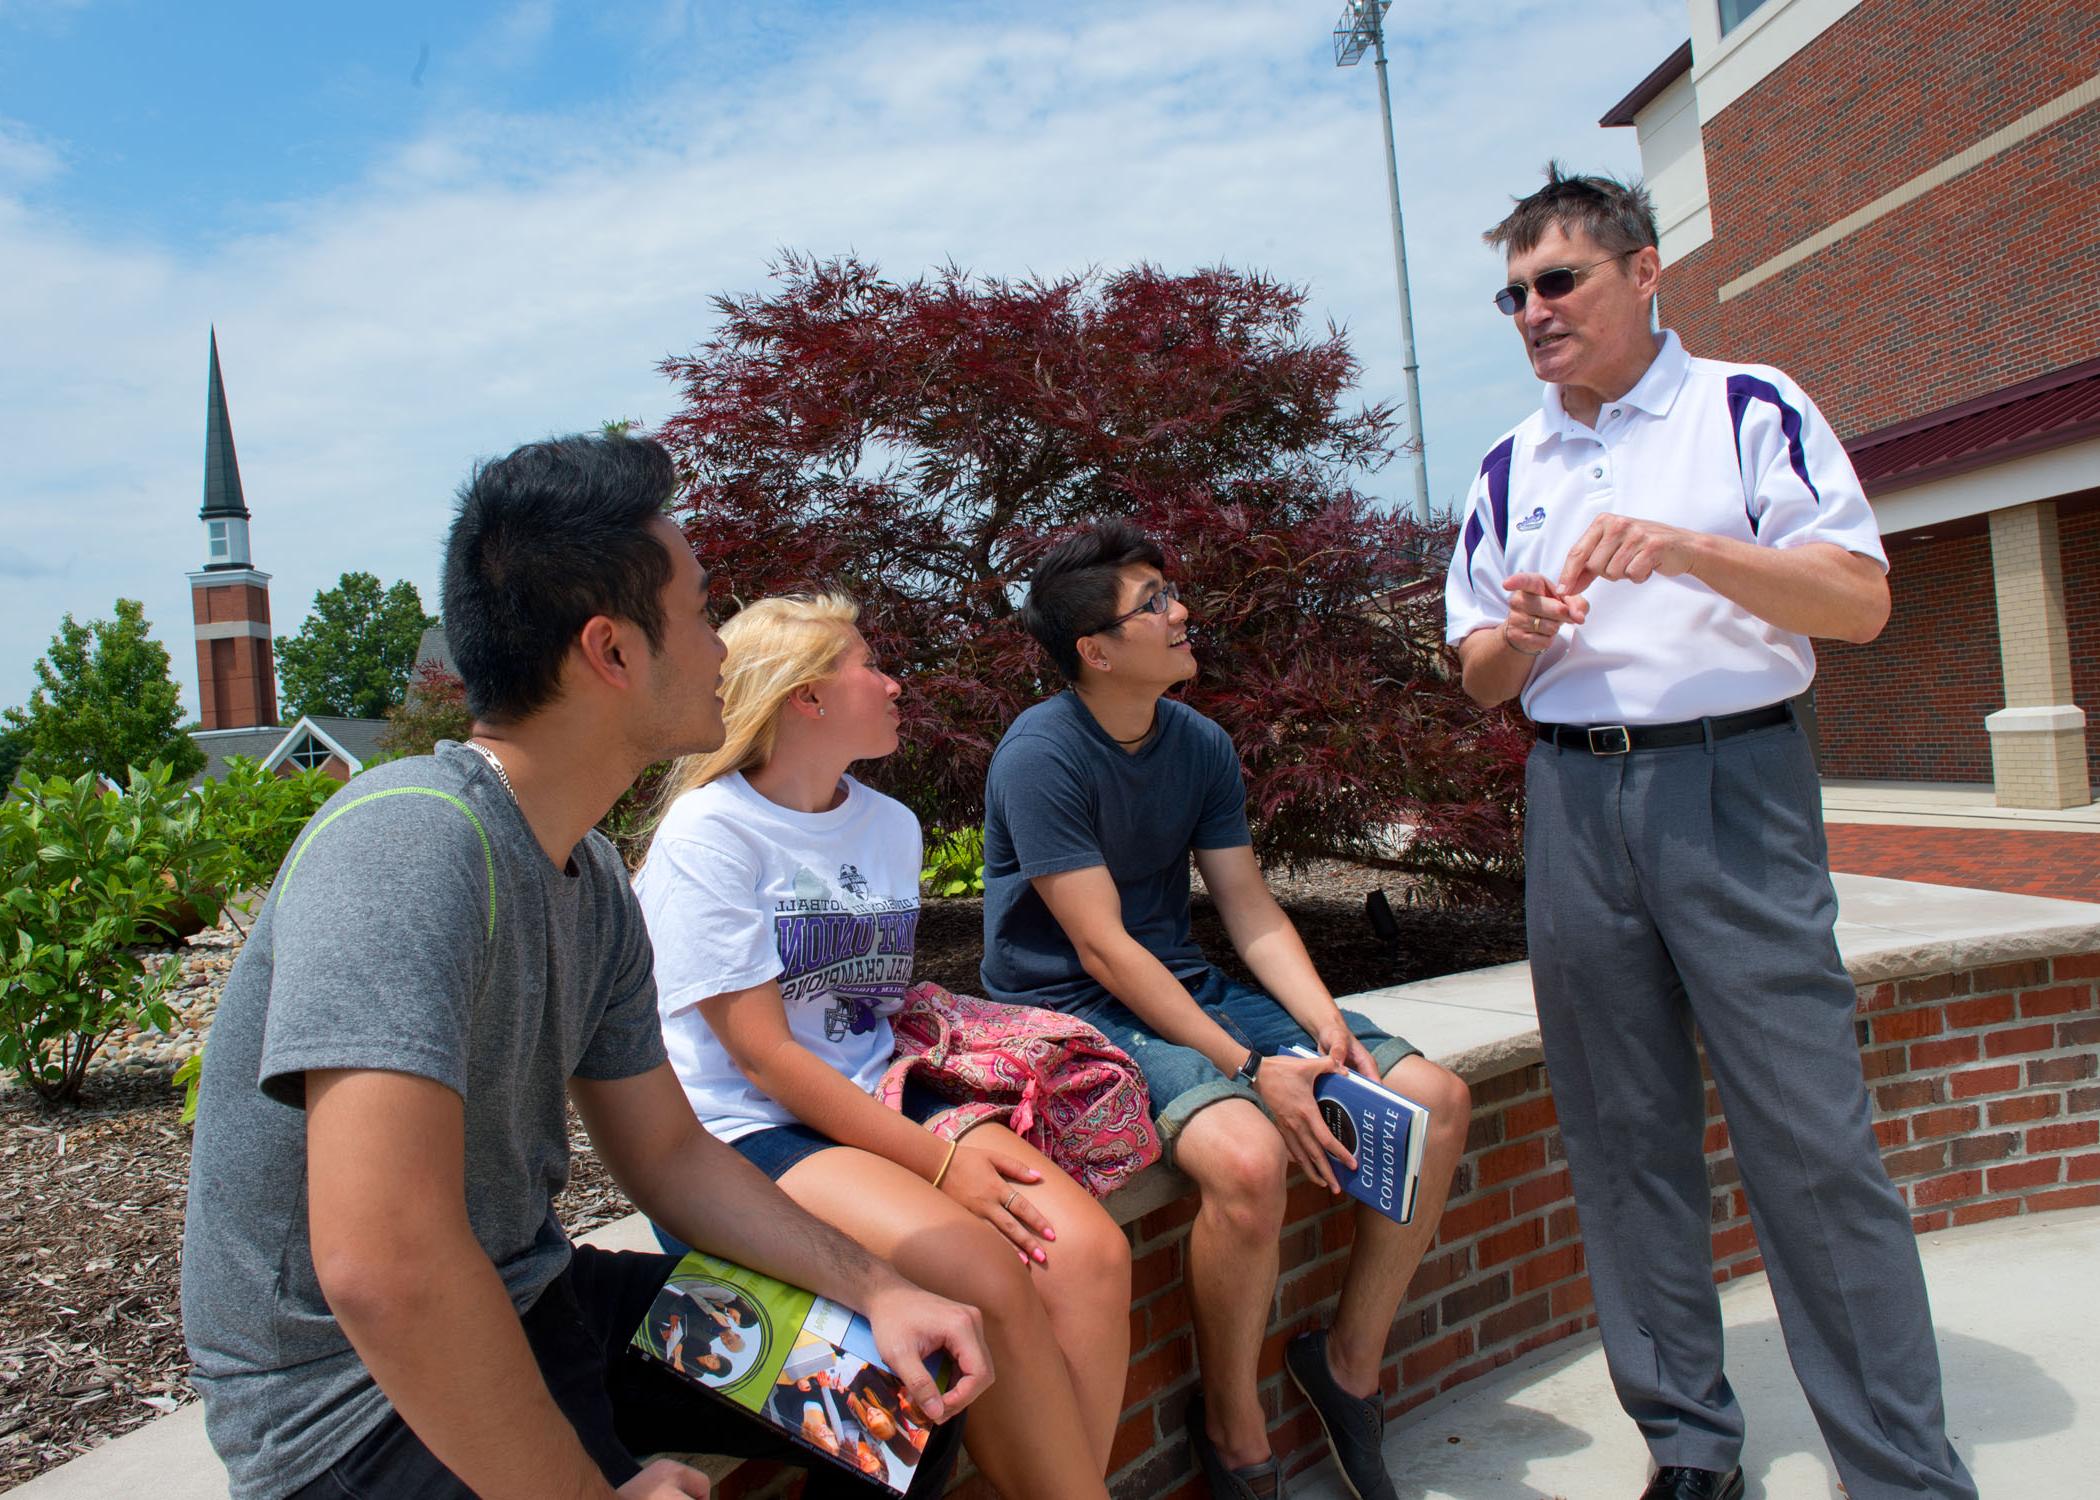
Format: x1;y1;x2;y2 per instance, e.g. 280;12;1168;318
930;1138;960;1189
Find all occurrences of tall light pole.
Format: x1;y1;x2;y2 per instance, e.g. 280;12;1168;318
1334;0;1431;524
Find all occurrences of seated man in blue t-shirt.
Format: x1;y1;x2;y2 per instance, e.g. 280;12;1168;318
980;519;1470;1500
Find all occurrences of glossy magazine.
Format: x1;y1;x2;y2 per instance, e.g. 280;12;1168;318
630;1249;944;1493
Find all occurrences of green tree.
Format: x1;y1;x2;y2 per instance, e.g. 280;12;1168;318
0;724;22;792
4;599;204;783
275;572;438;720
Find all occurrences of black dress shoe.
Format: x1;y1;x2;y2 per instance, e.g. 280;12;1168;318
1640;1467;1745;1500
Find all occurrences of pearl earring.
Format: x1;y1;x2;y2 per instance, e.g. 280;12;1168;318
817;706;826;717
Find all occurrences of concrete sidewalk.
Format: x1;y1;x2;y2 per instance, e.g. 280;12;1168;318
1823;777;2100;834
1291;1208;2100;1500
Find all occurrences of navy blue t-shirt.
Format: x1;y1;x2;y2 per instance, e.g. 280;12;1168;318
979;691;1251;1012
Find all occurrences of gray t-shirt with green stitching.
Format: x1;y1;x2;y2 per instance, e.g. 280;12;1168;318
180;743;666;1499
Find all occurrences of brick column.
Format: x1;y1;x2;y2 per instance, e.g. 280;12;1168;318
1985;502;2090;809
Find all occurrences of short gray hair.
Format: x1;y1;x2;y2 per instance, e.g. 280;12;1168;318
1484;161;1658;256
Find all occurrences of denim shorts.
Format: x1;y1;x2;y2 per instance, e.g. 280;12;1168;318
652;1081;953;1256
1069;966;1418;1163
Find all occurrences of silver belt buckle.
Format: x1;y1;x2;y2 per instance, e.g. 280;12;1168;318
1587;724;1631;756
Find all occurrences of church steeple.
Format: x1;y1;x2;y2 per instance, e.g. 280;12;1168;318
189;330;277;729
199;327;257;571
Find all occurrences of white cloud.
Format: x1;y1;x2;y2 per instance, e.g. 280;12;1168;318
0;0;1683;716
0;117;61;187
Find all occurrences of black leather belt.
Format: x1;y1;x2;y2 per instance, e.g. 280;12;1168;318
1533;702;1792;755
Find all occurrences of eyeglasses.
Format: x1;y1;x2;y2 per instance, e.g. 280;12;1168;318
1090;581;1179;634
1492;251;1634;315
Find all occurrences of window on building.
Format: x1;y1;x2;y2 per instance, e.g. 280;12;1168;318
1719;0;1769;34
284;733;332;771
208;520;230;561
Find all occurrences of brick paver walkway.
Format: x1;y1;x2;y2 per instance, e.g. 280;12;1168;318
1825;824;2100;903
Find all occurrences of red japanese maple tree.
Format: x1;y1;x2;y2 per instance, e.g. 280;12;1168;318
377;659;472;759
653;255;1525;900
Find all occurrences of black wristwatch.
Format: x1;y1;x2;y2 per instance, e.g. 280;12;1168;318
1233;1048;1263;1086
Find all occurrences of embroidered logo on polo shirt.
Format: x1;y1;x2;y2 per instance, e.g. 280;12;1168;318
1515;505;1547;533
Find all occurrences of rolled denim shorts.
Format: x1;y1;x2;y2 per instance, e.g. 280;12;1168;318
652;1080;953;1257
1068;966;1419;1163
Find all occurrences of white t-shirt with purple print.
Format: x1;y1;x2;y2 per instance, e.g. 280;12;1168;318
635;771;921;1142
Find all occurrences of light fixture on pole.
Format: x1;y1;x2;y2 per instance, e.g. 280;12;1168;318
1334;0;1431;524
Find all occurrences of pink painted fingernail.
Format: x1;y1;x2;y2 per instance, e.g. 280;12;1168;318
1032;1248;1048;1264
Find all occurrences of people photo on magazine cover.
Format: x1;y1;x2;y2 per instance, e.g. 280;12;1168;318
636;1277;768;1389
766;1326;930;1490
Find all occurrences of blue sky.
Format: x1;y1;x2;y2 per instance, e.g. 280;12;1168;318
0;0;1684;717
2;1;836;243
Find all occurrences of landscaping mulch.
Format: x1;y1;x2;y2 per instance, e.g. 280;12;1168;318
914;862;1525;1000
0;864;1522;1491
0;1070;656;1491
0;1068;195;1491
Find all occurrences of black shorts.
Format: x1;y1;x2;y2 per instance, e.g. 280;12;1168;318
286;1244;964;1499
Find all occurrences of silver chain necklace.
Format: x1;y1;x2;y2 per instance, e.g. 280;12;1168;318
466;740;518;803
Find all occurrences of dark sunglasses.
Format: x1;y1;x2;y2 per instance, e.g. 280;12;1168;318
1091;581;1179;633
1493;251;1634;315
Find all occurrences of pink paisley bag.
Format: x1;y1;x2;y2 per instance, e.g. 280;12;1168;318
877;981;1161;1199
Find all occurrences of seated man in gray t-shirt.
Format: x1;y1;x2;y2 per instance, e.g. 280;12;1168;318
181;436;989;1500
980;520;1470;1500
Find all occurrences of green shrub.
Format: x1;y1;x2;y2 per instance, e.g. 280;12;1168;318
920;826;986;899
193;757;339;925
173;1050;203;1125
0;764;224;1105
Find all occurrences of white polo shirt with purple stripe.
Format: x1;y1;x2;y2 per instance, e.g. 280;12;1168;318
1442;329;1885;727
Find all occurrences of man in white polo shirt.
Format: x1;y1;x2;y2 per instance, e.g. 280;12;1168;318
1445;166;1976;1500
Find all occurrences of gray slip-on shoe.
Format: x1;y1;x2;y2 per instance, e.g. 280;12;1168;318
1186;1389;1284;1500
1284;1329;1396;1500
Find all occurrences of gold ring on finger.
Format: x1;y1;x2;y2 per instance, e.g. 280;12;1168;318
1002;1189;1019;1213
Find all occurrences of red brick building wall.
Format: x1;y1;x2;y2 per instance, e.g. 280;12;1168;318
1662;0;2100;440
192;582;270;628
191;580;278;730
2060;496;2100;791
194;635;278;731
1815;526;2000;781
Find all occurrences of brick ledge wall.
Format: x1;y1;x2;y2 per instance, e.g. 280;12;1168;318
712;944;2100;1500
1088;949;2100;1500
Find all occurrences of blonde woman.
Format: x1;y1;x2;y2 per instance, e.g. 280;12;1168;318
633;594;1131;1500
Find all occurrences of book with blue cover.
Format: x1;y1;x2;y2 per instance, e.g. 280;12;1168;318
1284;1045;1431;1224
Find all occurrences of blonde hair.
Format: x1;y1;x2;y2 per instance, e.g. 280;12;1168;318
653;592;861;819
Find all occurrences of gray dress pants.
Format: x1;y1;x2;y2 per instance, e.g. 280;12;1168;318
1524;715;1976;1498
